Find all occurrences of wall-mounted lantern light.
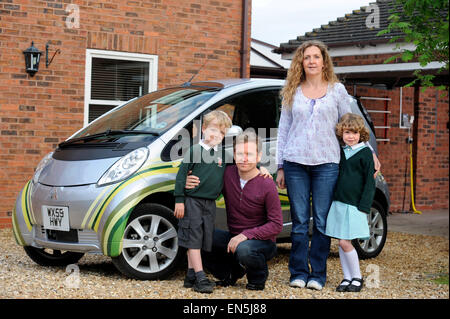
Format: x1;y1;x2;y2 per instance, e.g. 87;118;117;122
23;41;42;77
23;41;61;76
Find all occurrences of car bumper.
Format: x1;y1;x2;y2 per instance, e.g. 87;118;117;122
12;180;108;253
13;163;179;257
31;225;102;253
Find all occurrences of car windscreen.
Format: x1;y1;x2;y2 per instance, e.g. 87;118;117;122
71;87;219;140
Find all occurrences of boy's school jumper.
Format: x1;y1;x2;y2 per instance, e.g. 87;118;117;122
174;142;229;203
325;143;376;240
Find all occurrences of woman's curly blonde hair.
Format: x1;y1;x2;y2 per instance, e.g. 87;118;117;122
281;40;339;109
336;113;370;144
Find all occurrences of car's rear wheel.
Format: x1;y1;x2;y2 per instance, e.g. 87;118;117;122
112;203;184;280
352;199;387;259
23;246;84;266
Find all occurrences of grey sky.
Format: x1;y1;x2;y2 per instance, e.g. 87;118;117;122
251;0;373;46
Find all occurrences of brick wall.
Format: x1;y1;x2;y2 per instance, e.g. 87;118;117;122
333;53;403;66
0;0;251;228
346;85;449;213
414;87;449;209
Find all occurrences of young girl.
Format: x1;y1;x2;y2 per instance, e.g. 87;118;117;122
325;113;376;292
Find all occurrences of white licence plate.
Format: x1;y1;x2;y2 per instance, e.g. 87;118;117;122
42;205;70;231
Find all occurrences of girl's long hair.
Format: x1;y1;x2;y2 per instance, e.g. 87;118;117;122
281;40;339;109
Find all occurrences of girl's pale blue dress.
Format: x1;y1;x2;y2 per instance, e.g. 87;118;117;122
325;143;370;240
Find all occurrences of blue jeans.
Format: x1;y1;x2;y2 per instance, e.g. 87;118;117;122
283;161;339;286
202;229;277;285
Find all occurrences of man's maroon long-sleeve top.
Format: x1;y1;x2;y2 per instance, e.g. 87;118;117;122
222;165;283;242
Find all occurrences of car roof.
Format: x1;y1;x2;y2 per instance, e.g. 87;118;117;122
183;78;285;89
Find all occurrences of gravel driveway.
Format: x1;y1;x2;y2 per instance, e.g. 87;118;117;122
0;228;447;299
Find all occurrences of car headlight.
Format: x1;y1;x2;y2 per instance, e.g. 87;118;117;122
32;152;54;184
97;147;149;186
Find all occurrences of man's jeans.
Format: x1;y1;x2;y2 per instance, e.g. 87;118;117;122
283;161;339;287
202;229;277;285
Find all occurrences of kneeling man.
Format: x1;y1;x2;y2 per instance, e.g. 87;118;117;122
188;130;283;290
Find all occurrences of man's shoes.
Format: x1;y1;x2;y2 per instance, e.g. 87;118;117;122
346;278;364;292
306;280;323;291
193;277;215;294
216;265;247;287
215;275;237;287
289;279;306;288
246;282;265;291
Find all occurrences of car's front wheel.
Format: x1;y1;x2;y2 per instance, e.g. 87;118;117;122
352;199;388;259
111;203;184;280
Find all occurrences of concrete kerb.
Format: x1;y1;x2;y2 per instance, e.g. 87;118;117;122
387;209;449;238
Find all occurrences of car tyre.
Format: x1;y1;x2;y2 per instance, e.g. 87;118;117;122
112;203;184;280
352;199;388;259
23;246;84;266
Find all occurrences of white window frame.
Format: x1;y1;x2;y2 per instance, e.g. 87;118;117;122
84;49;158;126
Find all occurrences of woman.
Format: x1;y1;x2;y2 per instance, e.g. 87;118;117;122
276;40;380;290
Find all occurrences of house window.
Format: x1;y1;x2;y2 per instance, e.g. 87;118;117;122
84;49;158;125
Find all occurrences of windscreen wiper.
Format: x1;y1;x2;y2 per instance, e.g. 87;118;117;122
58;129;158;148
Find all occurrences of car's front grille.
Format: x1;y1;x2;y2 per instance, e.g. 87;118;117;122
35;226;99;245
46;229;79;243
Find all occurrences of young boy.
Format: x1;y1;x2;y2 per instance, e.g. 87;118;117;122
173;110;232;293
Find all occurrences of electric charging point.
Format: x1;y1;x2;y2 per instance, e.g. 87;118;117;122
401;113;412;128
402;114;414;143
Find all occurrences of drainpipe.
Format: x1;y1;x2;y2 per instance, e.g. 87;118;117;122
412;85;420;210
241;0;250;78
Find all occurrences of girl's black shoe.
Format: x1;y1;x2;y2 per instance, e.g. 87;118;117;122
346;278;364;292
336;279;351;292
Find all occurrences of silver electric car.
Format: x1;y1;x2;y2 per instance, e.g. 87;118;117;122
12;78;390;280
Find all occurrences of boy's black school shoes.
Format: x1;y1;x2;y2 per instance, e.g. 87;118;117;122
183;275;196;288
193;277;215;293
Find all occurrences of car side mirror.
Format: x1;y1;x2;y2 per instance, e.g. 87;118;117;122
225;125;243;137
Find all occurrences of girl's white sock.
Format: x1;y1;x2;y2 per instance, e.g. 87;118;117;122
344;248;362;286
339;246;352;284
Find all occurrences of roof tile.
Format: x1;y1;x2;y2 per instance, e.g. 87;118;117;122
275;0;403;53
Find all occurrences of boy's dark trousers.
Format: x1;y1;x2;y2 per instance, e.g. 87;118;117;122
202;229;277;286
